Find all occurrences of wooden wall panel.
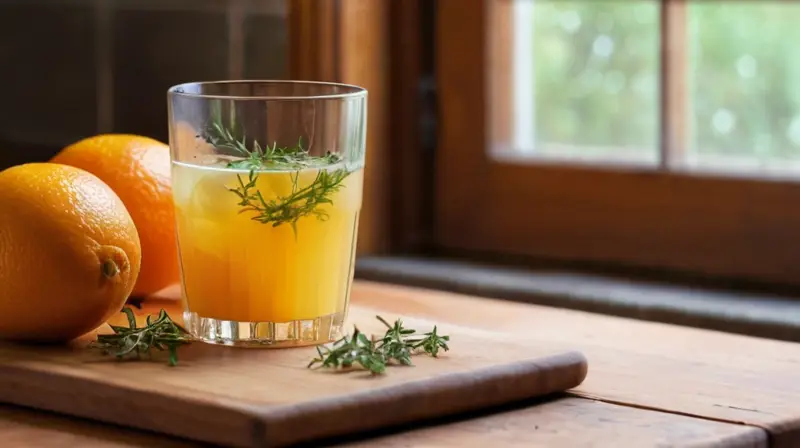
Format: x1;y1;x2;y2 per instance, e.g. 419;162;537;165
288;0;390;255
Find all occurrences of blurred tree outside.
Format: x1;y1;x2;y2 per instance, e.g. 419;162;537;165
530;0;800;167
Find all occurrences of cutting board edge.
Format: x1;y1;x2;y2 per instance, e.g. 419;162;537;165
0;348;587;448
0;362;260;447
253;350;589;446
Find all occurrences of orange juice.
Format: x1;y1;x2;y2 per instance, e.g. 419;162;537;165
172;159;362;329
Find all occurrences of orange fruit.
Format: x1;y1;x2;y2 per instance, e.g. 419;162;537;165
52;134;179;297
0;163;141;342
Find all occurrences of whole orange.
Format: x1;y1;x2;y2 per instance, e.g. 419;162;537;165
0;163;141;341
52;134;179;297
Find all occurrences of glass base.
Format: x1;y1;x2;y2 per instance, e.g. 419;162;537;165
183;311;346;348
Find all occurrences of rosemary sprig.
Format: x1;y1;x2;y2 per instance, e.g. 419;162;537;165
228;167;349;233
307;327;387;374
375;315;415;365
91;307;192;366
375;316;450;360
204;121;351;230
206;121;251;158
308;316;451;375
224;137;343;171
406;326;450;358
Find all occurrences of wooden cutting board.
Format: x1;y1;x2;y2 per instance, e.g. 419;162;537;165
0;288;587;448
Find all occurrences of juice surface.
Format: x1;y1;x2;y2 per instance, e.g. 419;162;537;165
172;160;362;323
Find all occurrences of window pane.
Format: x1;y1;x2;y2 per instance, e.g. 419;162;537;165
491;0;660;164
686;2;800;175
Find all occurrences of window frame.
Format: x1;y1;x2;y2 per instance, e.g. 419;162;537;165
435;0;800;286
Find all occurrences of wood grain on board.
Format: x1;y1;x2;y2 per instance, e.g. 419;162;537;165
349;281;800;448
0;290;587;448
0;397;767;448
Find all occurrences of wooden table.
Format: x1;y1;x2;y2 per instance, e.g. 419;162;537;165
3;281;799;447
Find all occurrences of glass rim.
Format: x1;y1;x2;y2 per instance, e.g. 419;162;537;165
167;80;367;101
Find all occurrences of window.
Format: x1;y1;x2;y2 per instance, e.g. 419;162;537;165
494;0;660;165
436;0;800;285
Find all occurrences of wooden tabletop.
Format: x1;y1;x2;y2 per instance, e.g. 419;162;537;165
0;398;767;448
2;280;799;447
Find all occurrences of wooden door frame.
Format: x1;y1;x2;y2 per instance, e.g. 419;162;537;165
387;0;436;254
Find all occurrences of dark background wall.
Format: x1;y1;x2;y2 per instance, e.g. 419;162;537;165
0;0;288;170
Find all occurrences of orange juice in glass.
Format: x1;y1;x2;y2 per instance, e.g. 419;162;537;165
167;81;367;347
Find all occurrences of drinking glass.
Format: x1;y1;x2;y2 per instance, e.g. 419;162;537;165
167;81;367;347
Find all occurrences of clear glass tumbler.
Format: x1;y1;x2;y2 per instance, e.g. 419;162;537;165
167;81;367;347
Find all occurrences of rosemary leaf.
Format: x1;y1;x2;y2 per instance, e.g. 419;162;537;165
204;120;351;231
91;307;192;366
308;316;450;375
228;168;349;230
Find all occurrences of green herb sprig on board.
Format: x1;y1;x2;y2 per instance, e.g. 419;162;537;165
204;121;351;232
91;308;448;372
308;316;451;375
90;307;192;366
